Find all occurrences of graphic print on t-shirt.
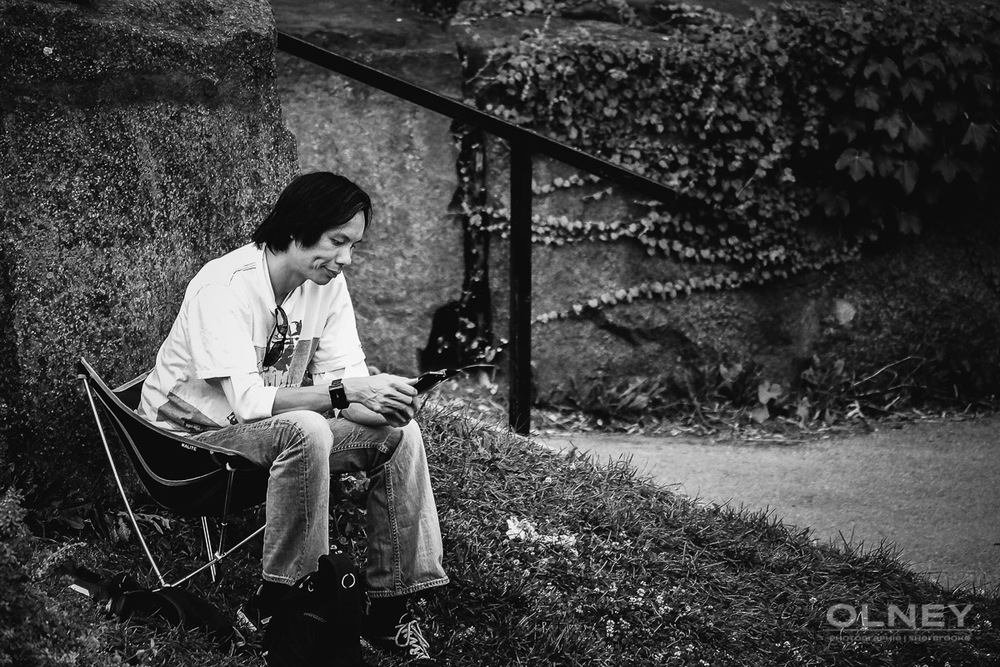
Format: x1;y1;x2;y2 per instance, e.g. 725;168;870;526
260;318;303;387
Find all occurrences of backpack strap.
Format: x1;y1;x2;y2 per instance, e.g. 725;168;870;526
110;584;243;647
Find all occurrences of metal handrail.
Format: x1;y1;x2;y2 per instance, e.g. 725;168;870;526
276;31;690;433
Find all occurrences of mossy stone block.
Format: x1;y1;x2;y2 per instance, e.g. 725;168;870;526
0;0;297;498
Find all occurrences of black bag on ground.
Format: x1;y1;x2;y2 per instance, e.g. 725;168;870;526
67;567;243;647
111;581;243;646
263;548;365;667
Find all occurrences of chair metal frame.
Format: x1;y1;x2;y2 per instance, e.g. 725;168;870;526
77;357;269;588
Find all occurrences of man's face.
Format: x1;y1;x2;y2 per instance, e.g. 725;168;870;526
288;211;366;286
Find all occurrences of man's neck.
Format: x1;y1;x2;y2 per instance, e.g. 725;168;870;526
264;247;301;305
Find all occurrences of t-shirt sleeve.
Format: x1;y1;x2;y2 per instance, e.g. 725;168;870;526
312;360;371;385
308;282;366;375
186;283;261;380
220;375;279;422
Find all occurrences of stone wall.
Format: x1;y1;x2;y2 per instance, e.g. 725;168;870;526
272;0;465;374
0;0;297;496
488;216;1000;399
273;1;1000;403
458;15;1000;400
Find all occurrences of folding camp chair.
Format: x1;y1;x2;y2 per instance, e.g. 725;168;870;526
77;357;269;588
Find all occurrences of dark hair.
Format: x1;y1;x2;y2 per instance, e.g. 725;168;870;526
252;172;373;251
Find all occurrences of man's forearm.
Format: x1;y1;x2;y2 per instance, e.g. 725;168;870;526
270;384;395;426
271;385;333;415
270;376;414;426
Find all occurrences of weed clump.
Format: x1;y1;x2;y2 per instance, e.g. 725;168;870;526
0;488;109;666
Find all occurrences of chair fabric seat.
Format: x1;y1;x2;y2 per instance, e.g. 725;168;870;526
78;357;269;587
78;358;268;517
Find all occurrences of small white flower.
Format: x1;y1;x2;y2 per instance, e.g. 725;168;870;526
505;516;577;548
42;46;53;56
506;517;538;540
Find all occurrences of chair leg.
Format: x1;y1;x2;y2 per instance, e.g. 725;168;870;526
201;517;218;583
81;376;167;588
217;466;237;561
193;468;239;586
169;522;267;588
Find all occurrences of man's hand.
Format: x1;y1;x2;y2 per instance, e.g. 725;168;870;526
343;375;419;426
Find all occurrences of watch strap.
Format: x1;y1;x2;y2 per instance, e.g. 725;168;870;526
328;379;349;410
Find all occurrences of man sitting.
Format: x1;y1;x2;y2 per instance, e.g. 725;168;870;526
138;171;447;662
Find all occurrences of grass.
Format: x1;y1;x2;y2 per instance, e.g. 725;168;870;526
8;405;1000;666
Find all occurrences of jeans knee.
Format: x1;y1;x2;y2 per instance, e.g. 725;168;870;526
275;410;333;461
392;419;424;455
402;419;422;438
401;419;422;444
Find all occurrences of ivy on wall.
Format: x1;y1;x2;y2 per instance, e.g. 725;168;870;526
416;0;1000;385
776;2;999;236
450;0;999;327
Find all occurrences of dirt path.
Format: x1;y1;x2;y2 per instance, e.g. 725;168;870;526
537;415;1000;590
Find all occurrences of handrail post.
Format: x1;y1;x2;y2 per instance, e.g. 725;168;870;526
509;141;532;434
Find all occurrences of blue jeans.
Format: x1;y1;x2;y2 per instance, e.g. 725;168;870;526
190;411;448;597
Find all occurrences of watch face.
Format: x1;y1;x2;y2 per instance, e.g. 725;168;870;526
329;380;349;409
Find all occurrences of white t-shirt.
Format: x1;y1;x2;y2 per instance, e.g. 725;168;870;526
139;243;366;433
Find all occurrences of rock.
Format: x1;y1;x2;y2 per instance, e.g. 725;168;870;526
0;0;296;495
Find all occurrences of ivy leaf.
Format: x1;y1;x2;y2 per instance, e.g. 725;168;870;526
819;188;851;217
893;160;920;194
863;57;900;85
900;77;933;103
719;362;743;386
854;87;881;111
873;113;907;139
835;148;875;182
962;122;994;153
947;43;984;66
905;123;933;152
904;52;945;75
898;211;922;235
874;153;895;178
750;404;770;424
795;397;811;424
932;154;960;183
757;381;783;405
832;116;867;141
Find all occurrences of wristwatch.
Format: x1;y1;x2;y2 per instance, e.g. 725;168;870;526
328;379;349;410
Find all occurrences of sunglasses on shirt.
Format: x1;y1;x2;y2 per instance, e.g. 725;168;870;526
262;305;289;367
